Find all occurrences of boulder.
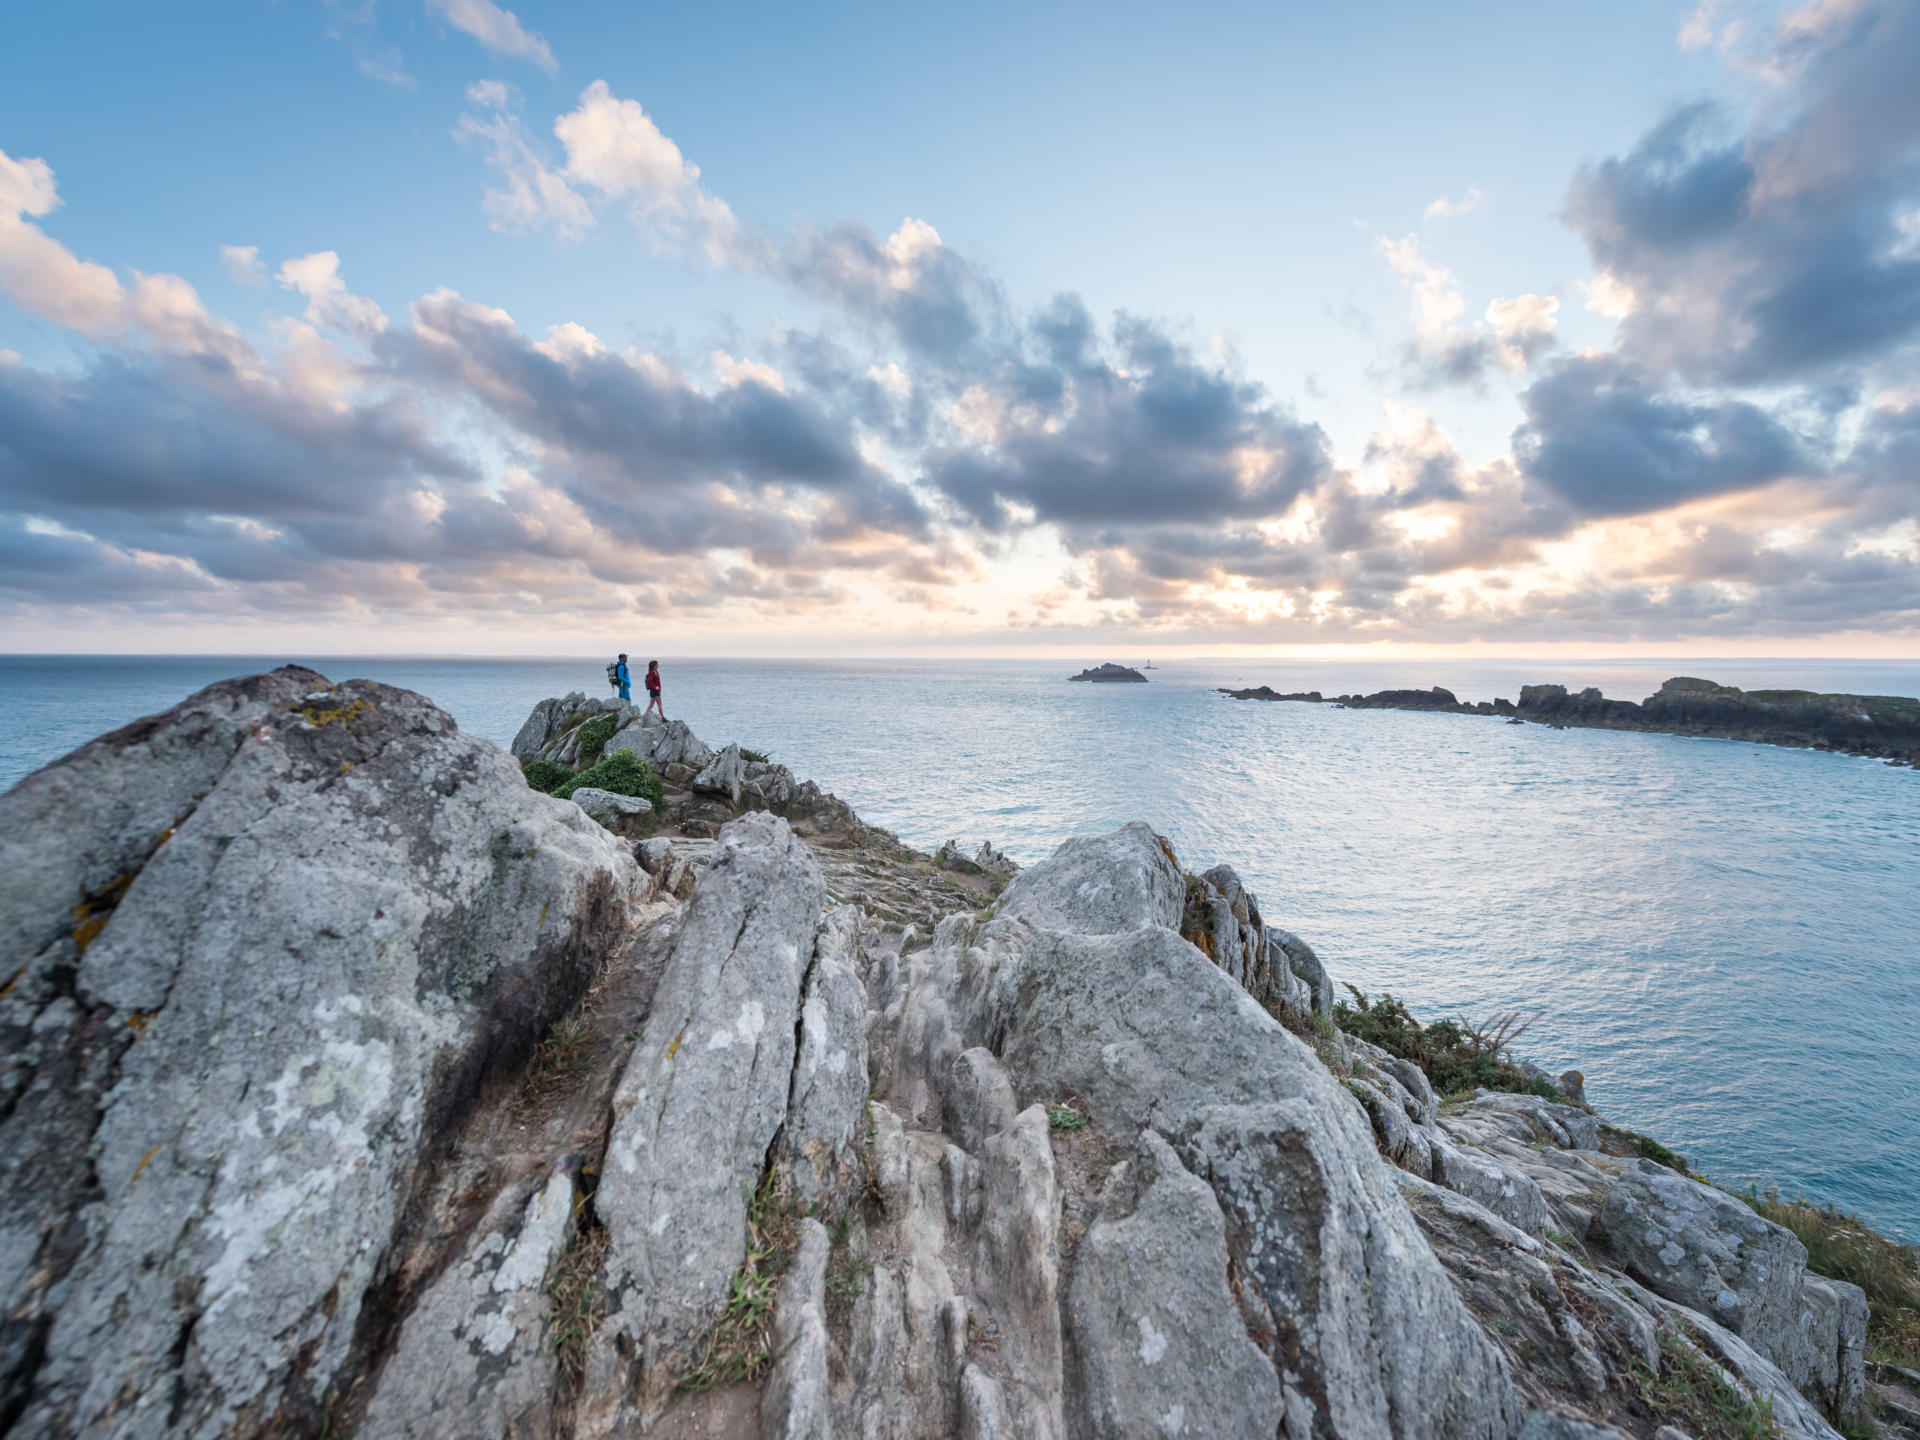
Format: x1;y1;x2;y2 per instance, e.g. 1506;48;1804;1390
570;785;653;835
777;907;871;1217
606;713;715;773
1595;1159;1865;1418
356;1167;576;1437
586;813;826;1421
993;821;1183;935
762;1218;832;1440
977;883;1523;1438
693;741;746;808
1067;1130;1284;1438
0;670;641;1439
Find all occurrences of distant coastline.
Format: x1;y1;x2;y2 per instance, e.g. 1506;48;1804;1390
1219;675;1920;767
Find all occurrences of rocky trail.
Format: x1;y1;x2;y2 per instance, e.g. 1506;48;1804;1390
0;671;1909;1439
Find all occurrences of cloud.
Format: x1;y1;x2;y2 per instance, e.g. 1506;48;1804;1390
1424;186;1484;222
456;82;595;238
553;81;748;265
1513;352;1809;516
323;0;416;89
1377;232;1558;386
276;251;390;340
425;0;557;73
219;244;267;287
1563;1;1920;385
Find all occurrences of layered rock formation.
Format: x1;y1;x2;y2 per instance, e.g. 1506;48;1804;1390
1220;675;1920;765
0;674;1892;1439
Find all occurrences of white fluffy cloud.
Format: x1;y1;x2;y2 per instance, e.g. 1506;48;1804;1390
275;251;390;340
425;0;556;73
554;81;746;265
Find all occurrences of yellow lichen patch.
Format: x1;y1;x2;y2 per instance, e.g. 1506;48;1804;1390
0;965;22;1001
126;1010;155;1034
338;760;357;775
129;1145;161;1188
540;903;549;925
298;696;376;730
665;1024;688;1061
71;875;133;953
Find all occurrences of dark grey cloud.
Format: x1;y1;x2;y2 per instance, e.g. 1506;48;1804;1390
1563;2;1920;385
1512;352;1809;516
924;301;1336;532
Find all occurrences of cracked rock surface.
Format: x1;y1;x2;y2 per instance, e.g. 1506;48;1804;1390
0;679;1876;1440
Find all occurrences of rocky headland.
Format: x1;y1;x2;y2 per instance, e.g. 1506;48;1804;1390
1068;664;1148;683
3;669;1916;1440
1220;676;1920;766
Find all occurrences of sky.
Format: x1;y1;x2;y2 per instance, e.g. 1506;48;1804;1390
1;0;1917;656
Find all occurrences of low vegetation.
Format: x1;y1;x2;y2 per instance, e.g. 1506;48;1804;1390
1743;1189;1920;1368
678;1171;802;1393
1333;987;1562;1101
547;1219;611;1381
739;747;771;764
1600;1122;1692;1176
521;758;572;794
1630;1320;1780;1440
574;714;619;767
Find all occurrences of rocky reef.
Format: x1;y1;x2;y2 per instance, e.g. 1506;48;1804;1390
1068;664;1148;683
0;669;1910;1439
1220;675;1920;765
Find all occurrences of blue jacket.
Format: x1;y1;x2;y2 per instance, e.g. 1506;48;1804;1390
615;660;631;687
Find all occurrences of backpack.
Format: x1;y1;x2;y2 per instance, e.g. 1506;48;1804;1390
606;660;621;690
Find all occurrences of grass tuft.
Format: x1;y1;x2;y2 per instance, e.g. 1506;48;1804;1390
1600;1123;1692;1176
547;1219;610;1380
1630;1320;1781;1440
1046;1103;1088;1132
678;1170;802;1393
739;747;771;764
1742;1188;1920;1368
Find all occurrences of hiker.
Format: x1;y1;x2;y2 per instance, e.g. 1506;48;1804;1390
614;653;631;702
644;660;665;719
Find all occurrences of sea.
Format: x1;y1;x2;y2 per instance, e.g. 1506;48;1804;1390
5;654;1918;1240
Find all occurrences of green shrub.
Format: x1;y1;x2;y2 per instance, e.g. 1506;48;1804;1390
574;713;619;767
553;749;665;811
1334;988;1554;1100
1601;1123;1691;1176
522;758;572;794
740;747;771;763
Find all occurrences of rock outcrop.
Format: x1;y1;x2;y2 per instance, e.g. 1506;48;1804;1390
1067;663;1148;683
0;668;642;1438
1219;674;1920;765
0;676;1883;1438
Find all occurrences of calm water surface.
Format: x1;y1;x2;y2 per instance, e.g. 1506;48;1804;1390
5;654;1918;1238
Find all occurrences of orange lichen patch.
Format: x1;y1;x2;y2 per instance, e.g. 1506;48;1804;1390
298;696;375;730
129;1145;161;1188
71;875;133;954
1155;833;1181;871
126;1011;155;1034
0;965;22;1001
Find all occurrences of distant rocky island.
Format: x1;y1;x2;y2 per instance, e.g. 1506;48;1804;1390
2;671;1913;1438
1068;662;1148;682
1220;675;1920;766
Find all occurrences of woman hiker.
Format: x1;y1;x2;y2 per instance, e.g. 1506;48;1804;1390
644;660;665;719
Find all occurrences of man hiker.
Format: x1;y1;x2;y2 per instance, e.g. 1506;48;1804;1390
614;653;631;702
644;659;665;718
